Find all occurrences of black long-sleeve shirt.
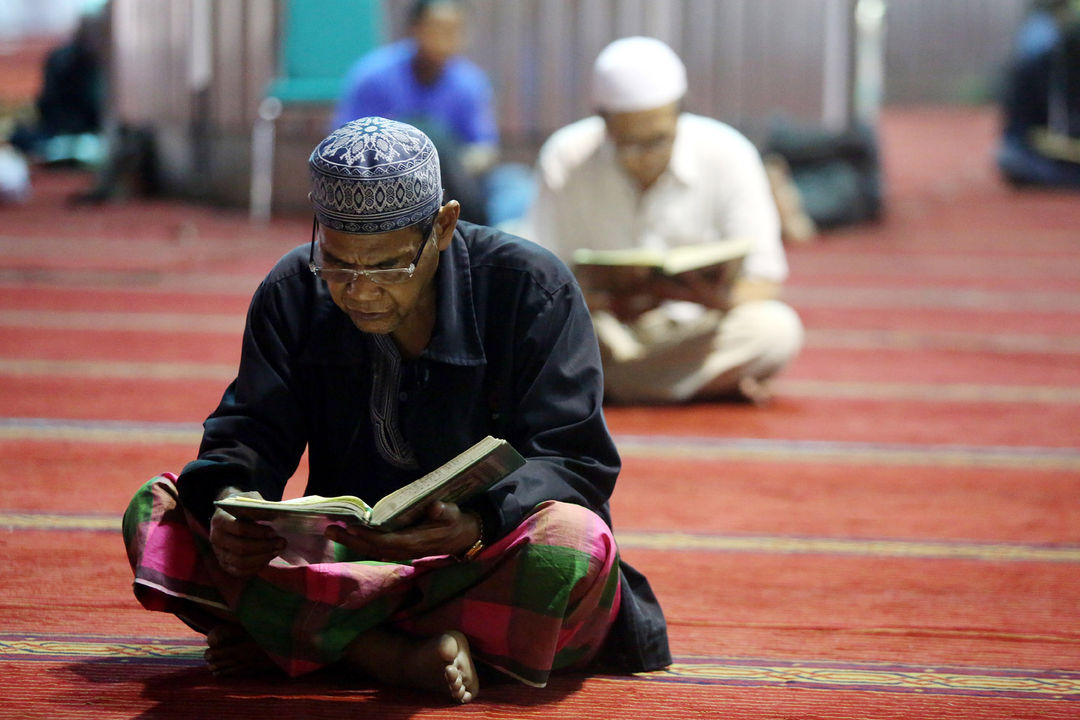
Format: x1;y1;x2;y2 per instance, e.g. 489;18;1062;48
176;220;671;672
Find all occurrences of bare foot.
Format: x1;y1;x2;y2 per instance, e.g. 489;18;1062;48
764;153;816;244
737;376;773;406
437;631;479;704
204;624;277;677
345;628;479;704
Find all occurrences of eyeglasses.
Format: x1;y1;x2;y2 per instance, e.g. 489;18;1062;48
308;214;437;286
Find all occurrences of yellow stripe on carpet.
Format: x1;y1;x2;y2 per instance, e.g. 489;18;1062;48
631;660;1080;699
4;511;1077;563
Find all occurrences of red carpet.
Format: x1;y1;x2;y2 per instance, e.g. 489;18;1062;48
2;107;1079;718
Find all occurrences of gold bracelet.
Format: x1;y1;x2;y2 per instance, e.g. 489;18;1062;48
460;512;484;561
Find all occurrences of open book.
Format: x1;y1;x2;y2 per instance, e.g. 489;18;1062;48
572;237;752;278
214;436;525;532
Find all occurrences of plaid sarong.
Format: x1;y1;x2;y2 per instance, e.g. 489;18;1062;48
122;474;622;686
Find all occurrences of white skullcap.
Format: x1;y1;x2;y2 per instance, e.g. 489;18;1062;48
592;36;688;113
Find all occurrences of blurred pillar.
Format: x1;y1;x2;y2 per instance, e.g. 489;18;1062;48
854;0;887;127
822;0;855;132
249;96;282;224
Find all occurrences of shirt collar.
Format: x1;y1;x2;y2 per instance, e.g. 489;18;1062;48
423;227;487;366
664;115;700;187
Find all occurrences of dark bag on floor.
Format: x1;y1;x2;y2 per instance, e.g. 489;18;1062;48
765;120;883;229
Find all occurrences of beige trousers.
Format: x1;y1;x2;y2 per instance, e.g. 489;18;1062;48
595;299;804;403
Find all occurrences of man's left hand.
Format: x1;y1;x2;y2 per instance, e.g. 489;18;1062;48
324;501;481;562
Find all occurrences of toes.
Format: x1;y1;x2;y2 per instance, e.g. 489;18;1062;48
205;645;248;676
203;625;276;677
445;666;463;692
445;667;471;704
440;632;478;703
206;623;247;649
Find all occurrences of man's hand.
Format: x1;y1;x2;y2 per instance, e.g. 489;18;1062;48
579;265;658;321
325;501;481;562
582;266;739;318
209;488;286;577
650;270;730;309
729;277;780;306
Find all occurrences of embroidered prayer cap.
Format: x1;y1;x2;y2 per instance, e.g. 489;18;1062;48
309;117;443;233
592;36;688;113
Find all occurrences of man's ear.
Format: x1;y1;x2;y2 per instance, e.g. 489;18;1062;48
435;201;461;251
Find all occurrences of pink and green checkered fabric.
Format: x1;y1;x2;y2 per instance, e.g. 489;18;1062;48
122;474;621;685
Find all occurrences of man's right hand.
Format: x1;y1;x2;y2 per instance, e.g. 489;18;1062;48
209;488;286;577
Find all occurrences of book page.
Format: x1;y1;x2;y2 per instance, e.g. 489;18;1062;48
368;436;525;529
212;437;524;533
660;238;752;275
572;237;752;276
215;494;373;524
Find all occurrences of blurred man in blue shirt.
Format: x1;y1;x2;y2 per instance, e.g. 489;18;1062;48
335;0;500;224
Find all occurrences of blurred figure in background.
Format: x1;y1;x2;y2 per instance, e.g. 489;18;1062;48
1015;0;1075;58
997;4;1080;188
529;37;803;406
0;142;31;204
9;12;106;166
335;0;531;226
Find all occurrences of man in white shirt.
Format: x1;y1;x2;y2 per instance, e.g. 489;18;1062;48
529;37;803;404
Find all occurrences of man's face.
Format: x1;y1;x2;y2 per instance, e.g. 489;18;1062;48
413;2;464;69
315;222;441;336
604;102;680;191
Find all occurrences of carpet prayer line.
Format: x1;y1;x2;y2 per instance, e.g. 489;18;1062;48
3;428;1079;469
1;635;1077;701
5;359;1080;402
2;512;1077;563
3;417;1079;466
5;311;1079;354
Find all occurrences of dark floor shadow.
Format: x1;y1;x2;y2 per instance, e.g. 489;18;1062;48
56;658;589;718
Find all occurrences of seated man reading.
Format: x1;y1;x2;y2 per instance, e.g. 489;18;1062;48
529;37;804;405
122;117;670;704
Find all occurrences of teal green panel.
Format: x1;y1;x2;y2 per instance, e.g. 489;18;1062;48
274;0;384;102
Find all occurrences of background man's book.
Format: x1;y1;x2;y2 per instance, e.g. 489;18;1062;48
573;239;751;357
571;237;752;290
